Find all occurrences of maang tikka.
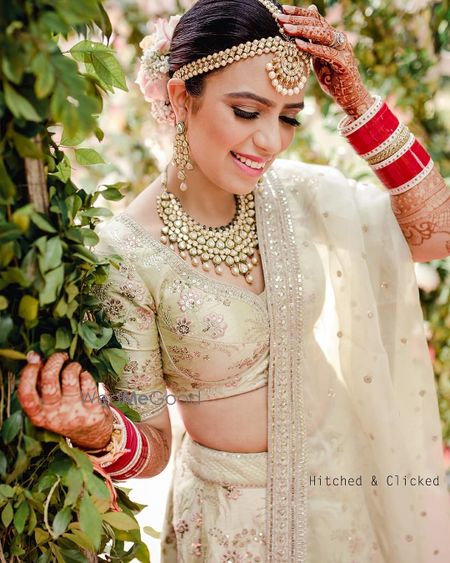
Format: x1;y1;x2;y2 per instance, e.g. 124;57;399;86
172;121;194;191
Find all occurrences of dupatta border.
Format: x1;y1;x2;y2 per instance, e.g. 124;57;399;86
255;167;308;562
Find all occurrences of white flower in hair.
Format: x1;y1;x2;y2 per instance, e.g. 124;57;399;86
136;15;182;125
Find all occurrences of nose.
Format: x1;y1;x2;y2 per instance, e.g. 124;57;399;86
253;120;283;156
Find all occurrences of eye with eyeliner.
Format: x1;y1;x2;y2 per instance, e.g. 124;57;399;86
232;107;302;127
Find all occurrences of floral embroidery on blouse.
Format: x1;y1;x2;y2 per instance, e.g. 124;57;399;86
227;341;269;371
135;306;154;330
174;316;192;336
202;312;228;339
178;288;204;311
103;297;125;320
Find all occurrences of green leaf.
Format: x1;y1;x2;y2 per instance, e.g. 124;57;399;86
50;544;66;563
144;525;161;539
35;527;50;545
18;295;39;321
51;154;71;183
79;228;99;247
31;53;56;99
70;41;127;91
91;50;127;91
1;411;22;444
79;494;102;551
10;130;44;159
133;542;151;563
102;511;140;531
0;453;8;477
0;485;14;498
61;129;88;147
3;81;41;121
99;187;126;201
23;435;42;457
63;467;83;507
6;446;29;483
85;472;110;501
30;212;57;233
99;348;128;376
58;548;89;563
81;207;112;218
62;530;95;552
37;473;58;493
0;349;27;360
78;322;112;350
53;506;72;537
0;158;16;203
39;264;65;305
27;507;37;534
1;503;13;528
40;333;55;355
39;236;63;273
74;148;105;165
55;327;72;350
13;500;30;534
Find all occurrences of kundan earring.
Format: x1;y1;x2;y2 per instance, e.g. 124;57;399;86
172;121;194;192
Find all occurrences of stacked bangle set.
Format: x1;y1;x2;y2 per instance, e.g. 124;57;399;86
338;95;434;195
99;406;151;481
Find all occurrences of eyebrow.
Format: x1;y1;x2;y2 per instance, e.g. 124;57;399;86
224;91;304;110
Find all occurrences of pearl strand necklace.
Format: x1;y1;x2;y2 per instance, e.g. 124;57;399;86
155;168;260;285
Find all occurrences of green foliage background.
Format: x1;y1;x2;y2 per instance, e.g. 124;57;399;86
0;0;150;560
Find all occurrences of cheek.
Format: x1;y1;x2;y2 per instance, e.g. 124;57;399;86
282;128;296;150
189;112;244;159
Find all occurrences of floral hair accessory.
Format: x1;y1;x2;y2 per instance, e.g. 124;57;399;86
136;15;181;125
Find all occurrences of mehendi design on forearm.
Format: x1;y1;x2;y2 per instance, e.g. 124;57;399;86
136;423;171;478
389;165;450;250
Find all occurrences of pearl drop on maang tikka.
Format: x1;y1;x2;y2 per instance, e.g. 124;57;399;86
156;168;261;284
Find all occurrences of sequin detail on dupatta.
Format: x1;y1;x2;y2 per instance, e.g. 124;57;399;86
255;169;308;562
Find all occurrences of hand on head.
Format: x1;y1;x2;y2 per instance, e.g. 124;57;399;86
18;351;113;450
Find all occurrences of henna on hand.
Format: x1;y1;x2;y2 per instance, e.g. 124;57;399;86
277;5;373;117
18;351;113;449
389;165;450;259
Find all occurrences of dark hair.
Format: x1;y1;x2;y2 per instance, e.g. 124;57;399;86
169;0;283;98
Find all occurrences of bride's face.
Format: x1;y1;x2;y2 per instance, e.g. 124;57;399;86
176;53;305;195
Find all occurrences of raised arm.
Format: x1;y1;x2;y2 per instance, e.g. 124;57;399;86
276;4;450;262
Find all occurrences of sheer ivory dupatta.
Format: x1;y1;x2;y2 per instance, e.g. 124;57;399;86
255;158;450;562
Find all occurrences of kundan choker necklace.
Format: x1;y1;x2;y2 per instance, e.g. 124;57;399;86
156;167;261;285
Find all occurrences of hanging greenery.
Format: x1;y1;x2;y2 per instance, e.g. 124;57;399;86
0;0;150;561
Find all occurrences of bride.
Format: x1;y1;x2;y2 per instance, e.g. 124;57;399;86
18;0;450;561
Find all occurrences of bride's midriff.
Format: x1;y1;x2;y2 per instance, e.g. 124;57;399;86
177;384;268;453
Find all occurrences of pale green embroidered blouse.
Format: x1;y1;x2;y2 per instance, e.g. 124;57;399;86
94;210;270;421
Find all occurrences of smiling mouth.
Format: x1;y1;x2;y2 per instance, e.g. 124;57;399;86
230;151;267;170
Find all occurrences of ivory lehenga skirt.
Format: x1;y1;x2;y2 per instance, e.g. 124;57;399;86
160;430;268;562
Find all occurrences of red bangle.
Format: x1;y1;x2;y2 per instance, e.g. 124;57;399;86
371;137;432;192
339;100;400;155
105;407;151;480
338;95;434;194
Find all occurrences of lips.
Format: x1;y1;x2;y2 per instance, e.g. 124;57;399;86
231;151;267;169
230;152;268;177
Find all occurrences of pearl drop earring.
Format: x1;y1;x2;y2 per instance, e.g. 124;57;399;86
172;121;194;192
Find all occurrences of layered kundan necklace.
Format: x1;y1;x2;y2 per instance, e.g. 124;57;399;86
156;167;261;285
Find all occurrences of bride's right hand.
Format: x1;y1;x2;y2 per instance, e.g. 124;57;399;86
18;351;113;450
